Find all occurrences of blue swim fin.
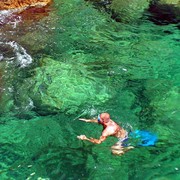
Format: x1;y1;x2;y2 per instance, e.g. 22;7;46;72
130;130;158;147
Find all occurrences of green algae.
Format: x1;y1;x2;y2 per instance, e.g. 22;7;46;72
0;0;180;179
111;0;151;22
18;57;112;114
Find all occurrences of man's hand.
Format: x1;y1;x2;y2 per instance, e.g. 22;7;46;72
79;118;98;123
77;135;88;140
79;118;89;122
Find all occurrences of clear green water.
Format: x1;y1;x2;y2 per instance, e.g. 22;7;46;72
0;0;180;179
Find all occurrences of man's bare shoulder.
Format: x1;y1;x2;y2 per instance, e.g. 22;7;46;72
109;120;121;128
102;124;118;136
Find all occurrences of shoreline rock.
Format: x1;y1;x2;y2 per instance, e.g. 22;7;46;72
0;0;52;11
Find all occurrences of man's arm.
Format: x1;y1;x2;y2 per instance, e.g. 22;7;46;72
77;135;107;144
79;118;98;123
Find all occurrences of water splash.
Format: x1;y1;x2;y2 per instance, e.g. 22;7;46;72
0;10;22;27
0;41;32;67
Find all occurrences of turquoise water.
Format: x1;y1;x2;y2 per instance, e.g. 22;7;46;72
0;0;180;179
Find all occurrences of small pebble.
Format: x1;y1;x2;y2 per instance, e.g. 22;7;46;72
122;68;127;71
30;172;35;176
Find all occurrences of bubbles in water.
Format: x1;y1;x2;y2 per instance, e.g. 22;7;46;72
25;98;35;110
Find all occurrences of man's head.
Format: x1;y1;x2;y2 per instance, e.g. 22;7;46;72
99;113;110;123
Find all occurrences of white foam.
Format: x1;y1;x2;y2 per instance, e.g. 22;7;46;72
5;41;32;67
0;10;13;22
0;54;3;61
0;9;22;27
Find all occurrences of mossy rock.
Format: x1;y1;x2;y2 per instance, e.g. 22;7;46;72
19;57;111;114
111;0;151;22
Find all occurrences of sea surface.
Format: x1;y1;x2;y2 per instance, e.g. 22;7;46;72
0;0;180;179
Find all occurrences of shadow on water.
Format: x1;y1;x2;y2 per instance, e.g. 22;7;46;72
125;79;156;128
148;2;180;26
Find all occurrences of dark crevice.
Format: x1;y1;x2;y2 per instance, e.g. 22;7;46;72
148;1;180;25
125;79;156;128
86;0;180;26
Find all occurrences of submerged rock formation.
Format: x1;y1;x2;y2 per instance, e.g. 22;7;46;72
88;0;180;23
0;0;52;10
111;0;151;22
17;57;112;114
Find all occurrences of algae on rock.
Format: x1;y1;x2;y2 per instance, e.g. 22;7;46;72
111;0;151;22
19;57;111;114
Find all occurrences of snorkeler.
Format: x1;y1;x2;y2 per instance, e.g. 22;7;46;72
77;112;134;155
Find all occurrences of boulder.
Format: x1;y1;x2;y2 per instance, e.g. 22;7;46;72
159;0;180;4
17;57;111;114
111;0;151;22
0;0;52;11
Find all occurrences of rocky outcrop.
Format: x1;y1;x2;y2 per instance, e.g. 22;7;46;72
88;0;151;22
158;0;180;4
110;0;151;22
0;0;52;10
88;0;180;23
16;57;112;115
111;0;180;23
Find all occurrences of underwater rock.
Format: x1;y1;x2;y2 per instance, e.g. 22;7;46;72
152;87;179;119
86;0;179;24
18;57;111;114
0;4;56;54
144;79;180;121
16;8;57;54
110;0;151;22
0;0;52;11
0;61;15;114
158;0;180;4
0;115;68;178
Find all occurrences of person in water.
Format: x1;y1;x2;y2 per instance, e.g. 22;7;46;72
77;112;134;155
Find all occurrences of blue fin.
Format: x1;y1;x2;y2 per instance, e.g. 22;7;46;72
130;130;158;147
